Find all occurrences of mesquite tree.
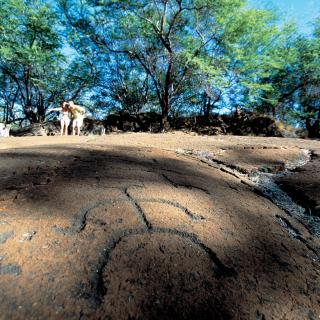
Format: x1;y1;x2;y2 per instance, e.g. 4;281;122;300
60;0;279;130
0;0;64;123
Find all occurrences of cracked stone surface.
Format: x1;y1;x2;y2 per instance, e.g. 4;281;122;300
276;149;320;218
0;133;319;320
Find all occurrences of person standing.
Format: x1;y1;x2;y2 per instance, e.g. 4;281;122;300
47;102;71;136
68;101;85;136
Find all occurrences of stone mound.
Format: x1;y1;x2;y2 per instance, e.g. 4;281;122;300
8;111;302;138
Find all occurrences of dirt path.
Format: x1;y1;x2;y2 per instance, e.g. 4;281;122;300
0;133;319;320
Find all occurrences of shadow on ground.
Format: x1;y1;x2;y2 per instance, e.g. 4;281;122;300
0;144;319;319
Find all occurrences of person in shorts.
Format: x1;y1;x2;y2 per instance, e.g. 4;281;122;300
48;102;71;135
68;101;85;136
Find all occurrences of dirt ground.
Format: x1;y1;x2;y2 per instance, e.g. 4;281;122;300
0;132;319;320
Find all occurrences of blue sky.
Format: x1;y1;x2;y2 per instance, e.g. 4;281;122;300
248;0;319;34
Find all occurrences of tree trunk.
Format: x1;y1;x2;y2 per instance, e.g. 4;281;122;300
4;103;8;123
160;96;170;132
25;106;38;124
203;96;211;125
160;54;173;132
37;92;46;122
306;118;320;138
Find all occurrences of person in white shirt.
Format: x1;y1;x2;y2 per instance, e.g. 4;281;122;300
48;102;71;136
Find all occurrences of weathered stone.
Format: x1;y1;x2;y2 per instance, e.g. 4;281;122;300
0;231;14;244
20;231;36;242
256;310;266;320
11;123;47;136
0;254;7;261
0;264;21;275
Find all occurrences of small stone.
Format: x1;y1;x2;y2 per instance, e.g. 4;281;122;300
85;233;95;241
20;231;36;242
256;310;266;320
190;271;200;281
0;221;9;225
259;166;270;173
0;264;21;275
0;254;7;261
307;309;316;320
0;231;14;244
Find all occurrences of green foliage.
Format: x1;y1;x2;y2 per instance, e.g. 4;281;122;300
0;0;319;137
0;0;64;123
62;0;282;128
0;0;99;124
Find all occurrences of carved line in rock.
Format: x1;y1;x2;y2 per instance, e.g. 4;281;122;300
52;190;206;235
85;227;237;307
124;188;152;230
161;173;211;194
52;198;127;235
48;179;233;311
276;215;320;260
139;198;206;221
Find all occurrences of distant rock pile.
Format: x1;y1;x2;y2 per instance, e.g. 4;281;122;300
8;111;301;137
173;111;303;138
104;112;162;133
177;113;283;137
11;123;48;136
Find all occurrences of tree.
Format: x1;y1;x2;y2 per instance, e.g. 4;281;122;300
0;0;64;123
295;24;320;137
251;19;320;137
61;0;284;130
90;55;151;115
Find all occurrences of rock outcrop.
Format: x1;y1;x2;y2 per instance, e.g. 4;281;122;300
8;111;302;137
